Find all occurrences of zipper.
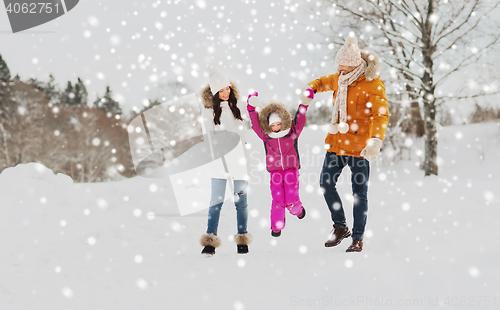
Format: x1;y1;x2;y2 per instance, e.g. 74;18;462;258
278;138;284;170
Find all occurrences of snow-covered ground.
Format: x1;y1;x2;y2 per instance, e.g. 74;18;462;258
1;121;499;310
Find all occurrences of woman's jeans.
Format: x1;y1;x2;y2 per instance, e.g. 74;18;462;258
206;178;248;235
319;153;370;240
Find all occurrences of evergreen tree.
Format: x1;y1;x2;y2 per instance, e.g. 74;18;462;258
0;54;13;118
73;77;88;105
44;74;60;102
60;81;75;105
0;54;10;82
94;85;122;115
26;74;61;103
27;77;44;89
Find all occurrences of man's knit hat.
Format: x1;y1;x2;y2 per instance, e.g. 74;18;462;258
335;35;362;67
208;68;231;95
268;112;282;126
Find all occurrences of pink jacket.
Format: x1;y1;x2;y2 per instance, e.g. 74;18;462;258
248;102;308;172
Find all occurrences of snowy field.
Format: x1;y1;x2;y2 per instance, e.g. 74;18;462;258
1;121;499;310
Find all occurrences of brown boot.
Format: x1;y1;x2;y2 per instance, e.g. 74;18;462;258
324;224;351;247
346;239;363;252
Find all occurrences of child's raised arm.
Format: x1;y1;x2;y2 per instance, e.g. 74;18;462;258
292;88;314;137
246;92;265;140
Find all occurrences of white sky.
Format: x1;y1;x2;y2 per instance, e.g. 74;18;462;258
1;0;498;121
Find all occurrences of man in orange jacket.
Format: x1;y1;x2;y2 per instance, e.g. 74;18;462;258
306;34;389;252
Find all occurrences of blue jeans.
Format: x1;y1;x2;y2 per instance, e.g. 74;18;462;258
206;178;248;235
319;153;370;240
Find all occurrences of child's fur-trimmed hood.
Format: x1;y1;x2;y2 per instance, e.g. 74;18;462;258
201;81;240;109
258;102;292;135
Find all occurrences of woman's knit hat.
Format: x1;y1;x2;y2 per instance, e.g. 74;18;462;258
208;68;231;95
335;35;362;67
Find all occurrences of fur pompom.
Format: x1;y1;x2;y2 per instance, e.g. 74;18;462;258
328;123;339;134
234;233;253;245
345;35;358;47
338;122;349;134
200;233;221;248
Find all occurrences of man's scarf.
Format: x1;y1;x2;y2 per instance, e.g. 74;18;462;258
329;60;367;134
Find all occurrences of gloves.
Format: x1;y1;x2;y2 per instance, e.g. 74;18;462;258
247;92;259;111
300;87;314;106
360;138;382;161
247;92;259;105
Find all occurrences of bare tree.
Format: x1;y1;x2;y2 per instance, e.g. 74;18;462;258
312;0;500;175
0;79;50;168
63;107;132;183
469;102;500;123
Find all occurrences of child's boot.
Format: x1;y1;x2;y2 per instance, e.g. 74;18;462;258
271;230;281;237
297;207;306;219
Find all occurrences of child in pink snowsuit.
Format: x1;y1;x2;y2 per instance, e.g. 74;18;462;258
247;90;314;236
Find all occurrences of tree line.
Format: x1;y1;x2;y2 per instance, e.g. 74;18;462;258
0;53;135;182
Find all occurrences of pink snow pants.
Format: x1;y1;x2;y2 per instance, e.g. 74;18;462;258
270;169;303;232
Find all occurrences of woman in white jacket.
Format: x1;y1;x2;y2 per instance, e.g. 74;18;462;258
199;69;252;255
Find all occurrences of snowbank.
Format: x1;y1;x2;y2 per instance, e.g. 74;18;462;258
0;122;499;309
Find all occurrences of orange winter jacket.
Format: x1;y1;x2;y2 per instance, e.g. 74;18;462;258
307;71;389;158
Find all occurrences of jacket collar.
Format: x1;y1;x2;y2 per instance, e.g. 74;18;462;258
268;128;290;139
349;74;365;87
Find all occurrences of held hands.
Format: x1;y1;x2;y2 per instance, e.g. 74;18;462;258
360;138;382;162
247;91;259;109
300;87;314;106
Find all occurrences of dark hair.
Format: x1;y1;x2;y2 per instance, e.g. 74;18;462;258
212;87;243;125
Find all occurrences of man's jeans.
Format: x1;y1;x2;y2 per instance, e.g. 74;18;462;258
319;153;370;240
206;178;248;235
